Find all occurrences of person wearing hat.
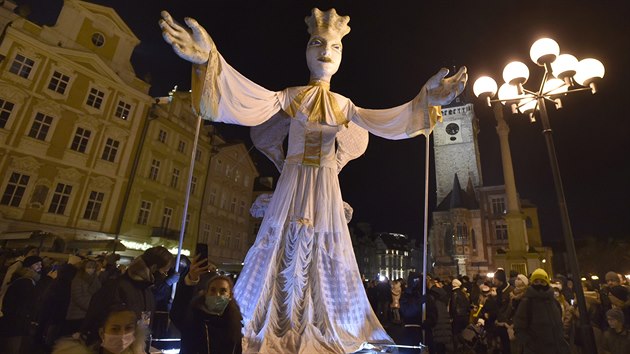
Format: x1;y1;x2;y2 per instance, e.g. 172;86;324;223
0;246;38;317
493;268;514;354
602;307;630;354
450;278;470;348
0;255;44;353
513;268;570;354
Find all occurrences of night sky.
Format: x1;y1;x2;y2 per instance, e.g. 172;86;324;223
16;1;630;248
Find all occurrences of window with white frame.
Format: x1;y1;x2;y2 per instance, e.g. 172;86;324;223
195;149;202;162
191;176;197;194
214;226;222;246
149;159;160;181
115;100;131;120
0;98;15;129
1;172;30;207
137;200;151;225
101;138;119;162
491;197;506;216
28;113;54;141
238;200;245;216
177;140;186;153
170;168;180;189
9;54;35;79
495;223;508;241
161;207;173;229
209;187;216;205
48;71;70;94
83;191;104;221
70;127;92;153
158;129;167;143
202;223;211;243
235;233;241;249
48;183;72;215
86;87;105;109
222;230;231;247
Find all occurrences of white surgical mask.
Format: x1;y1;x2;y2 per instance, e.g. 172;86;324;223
101;332;135;353
204;295;230;316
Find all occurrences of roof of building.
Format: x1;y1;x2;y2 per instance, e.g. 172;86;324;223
436;174;479;211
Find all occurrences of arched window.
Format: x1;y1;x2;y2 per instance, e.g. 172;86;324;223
444;226;454;255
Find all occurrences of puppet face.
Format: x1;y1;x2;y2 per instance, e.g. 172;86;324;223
306;32;342;82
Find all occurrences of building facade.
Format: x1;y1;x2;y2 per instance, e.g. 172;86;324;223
0;0;152;251
430;96;552;278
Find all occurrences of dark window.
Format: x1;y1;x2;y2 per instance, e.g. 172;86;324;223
0;172;30;207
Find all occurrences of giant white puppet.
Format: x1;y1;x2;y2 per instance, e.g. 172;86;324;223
160;8;467;354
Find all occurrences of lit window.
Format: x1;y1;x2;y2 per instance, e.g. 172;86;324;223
28;113;54;141
137;200;152;225
86;88;105;109
9;54;35;79
48;71;70;94
83;191;104;220
0;172;30;207
70;127;92;153
0;99;15;129
115;100;131;120
48;183;72;215
101;138;119;162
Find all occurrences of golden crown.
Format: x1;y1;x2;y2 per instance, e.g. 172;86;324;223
305;8;350;39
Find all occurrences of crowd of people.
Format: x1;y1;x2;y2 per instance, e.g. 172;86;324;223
1;244;629;354
366;268;630;354
0;246;242;354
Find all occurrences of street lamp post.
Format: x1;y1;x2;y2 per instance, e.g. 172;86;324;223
473;38;604;354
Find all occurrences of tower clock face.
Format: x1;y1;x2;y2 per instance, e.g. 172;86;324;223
445;123;460;135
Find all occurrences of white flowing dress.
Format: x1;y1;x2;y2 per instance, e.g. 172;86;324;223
192;47;438;353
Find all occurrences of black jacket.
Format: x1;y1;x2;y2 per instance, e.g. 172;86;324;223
171;281;242;354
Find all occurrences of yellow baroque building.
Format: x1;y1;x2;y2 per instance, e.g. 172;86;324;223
0;0;260;263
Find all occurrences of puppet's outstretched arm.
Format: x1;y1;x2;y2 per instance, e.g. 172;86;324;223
159;11;214;65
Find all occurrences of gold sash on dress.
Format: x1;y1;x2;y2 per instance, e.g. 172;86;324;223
286;81;348;126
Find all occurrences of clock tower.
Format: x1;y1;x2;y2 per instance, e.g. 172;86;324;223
433;100;483;203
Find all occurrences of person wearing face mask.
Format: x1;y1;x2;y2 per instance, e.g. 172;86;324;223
0;255;45;353
170;255;243;354
53;303;146;354
513;268;570;354
64;259;102;336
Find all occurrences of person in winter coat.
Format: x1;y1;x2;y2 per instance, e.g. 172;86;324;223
36;255;82;350
449;278;470;348
53;303;146;354
513;268;570;354
493;268;514;354
64;259;102;336
390;279;402;324
425;277;454;354
80;246;173;343
0;255;44;354
0;246;38;316
602;307;630;354
170;255;243;354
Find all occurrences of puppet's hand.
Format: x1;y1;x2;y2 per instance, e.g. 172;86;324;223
426;67;468;106
159;11;213;64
